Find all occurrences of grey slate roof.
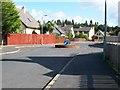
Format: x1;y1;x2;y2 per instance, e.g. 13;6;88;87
57;25;73;35
74;27;92;32
54;24;65;34
58;25;73;31
19;8;39;29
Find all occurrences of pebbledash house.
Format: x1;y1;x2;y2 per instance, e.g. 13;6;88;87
19;6;40;34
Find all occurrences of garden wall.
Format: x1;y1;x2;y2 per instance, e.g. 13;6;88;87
7;34;65;45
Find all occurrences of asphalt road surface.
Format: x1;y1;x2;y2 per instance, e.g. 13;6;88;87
1;42;119;89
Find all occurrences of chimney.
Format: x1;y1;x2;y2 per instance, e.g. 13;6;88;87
21;6;26;13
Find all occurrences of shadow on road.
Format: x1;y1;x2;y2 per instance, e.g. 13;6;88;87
59;52;120;89
2;52;120;89
89;43;103;48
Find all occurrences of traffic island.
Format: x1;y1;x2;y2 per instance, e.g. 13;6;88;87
55;44;79;48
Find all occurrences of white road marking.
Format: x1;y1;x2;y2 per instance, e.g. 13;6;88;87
43;55;78;89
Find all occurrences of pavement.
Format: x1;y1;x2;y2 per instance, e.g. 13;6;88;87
51;52;120;89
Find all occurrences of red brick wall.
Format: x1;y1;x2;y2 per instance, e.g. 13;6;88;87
55;38;66;43
7;34;65;45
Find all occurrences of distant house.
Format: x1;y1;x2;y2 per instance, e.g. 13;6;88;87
19;7;40;34
53;24;65;36
74;27;95;40
44;21;65;36
94;30;104;40
56;24;75;38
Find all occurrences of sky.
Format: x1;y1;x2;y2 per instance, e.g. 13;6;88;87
14;0;120;27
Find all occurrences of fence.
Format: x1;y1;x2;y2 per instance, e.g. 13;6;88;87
106;36;120;72
7;34;65;45
106;36;120;42
106;43;120;72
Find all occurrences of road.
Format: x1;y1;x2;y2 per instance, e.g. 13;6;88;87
1;42;120;89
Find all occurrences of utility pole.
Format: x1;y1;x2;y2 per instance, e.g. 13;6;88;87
103;0;107;60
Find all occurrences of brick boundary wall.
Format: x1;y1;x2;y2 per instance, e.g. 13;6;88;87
7;34;66;45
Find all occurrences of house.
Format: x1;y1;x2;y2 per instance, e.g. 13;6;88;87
74;27;95;40
53;24;65;36
19;7;40;34
44;21;65;36
94;30;104;40
57;24;75;38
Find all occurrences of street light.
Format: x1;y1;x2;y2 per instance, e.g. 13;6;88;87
41;15;47;45
103;0;107;60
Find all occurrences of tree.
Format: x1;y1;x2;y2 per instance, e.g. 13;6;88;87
72;19;74;25
85;20;88;27
98;24;104;31
73;23;80;28
94;22;99;32
46;21;55;33
89;20;93;27
65;19;68;25
2;0;21;35
56;19;62;25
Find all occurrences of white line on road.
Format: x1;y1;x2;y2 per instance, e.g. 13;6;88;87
43;55;78;90
0;48;20;55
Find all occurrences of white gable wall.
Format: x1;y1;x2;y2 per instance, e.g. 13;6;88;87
89;27;95;40
71;27;75;38
26;28;40;34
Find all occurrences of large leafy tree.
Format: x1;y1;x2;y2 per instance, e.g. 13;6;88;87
2;0;21;35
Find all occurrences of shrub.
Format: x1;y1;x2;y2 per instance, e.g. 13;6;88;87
75;32;80;38
62;36;68;39
79;33;84;38
68;31;73;40
83;34;89;41
56;35;68;39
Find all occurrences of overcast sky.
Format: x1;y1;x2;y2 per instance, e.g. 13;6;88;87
14;0;119;27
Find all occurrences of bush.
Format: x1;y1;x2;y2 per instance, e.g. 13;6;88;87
68;31;73;40
83;34;89;41
62;36;68;39
79;33;84;38
75;32;85;38
75;32;80;38
56;35;68;39
56;35;62;38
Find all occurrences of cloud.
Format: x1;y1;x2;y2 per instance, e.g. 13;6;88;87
16;0;119;26
73;16;82;23
30;9;102;25
52;11;67;20
31;9;50;23
79;0;119;26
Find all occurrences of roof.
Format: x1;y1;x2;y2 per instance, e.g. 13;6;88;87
58;25;73;31
98;30;104;36
54;24;65;34
19;7;39;29
74;27;92;32
57;25;73;35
